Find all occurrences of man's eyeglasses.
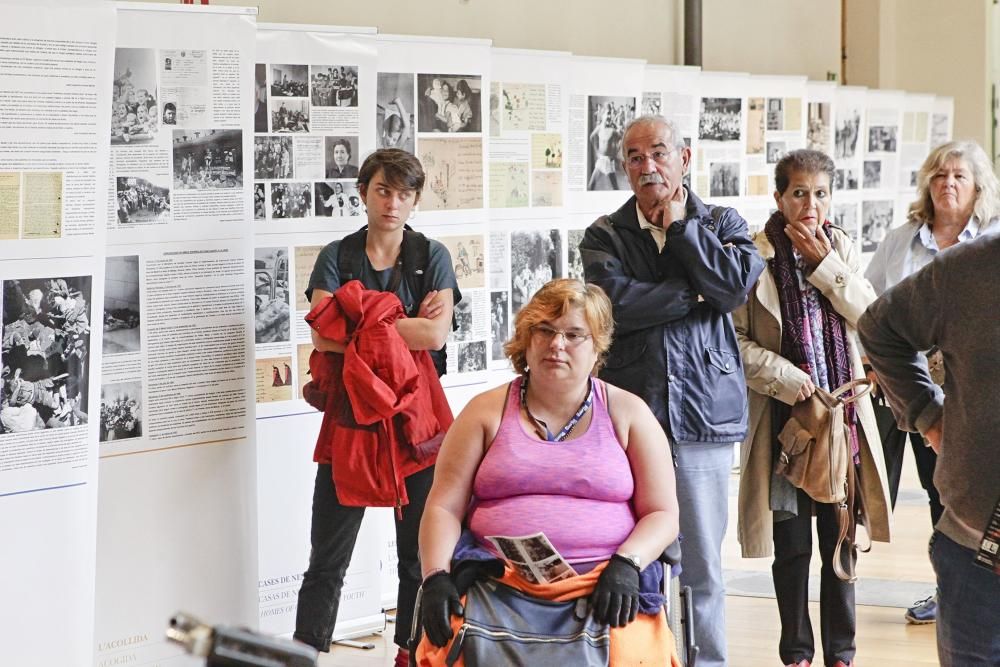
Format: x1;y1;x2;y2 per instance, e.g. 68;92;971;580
530;324;593;347
626;149;676;169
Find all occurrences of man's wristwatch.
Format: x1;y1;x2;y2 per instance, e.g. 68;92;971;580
614;552;642;572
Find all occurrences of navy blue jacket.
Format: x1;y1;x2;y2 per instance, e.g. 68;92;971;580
580;189;764;443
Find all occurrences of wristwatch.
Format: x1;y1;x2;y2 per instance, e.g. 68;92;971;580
615;552;642;572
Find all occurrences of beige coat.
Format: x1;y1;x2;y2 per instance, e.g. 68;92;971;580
733;228;892;558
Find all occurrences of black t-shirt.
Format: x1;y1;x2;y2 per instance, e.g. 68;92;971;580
306;238;459;315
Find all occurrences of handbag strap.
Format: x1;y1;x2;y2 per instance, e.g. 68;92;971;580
832;427;873;582
830;378;874;405
832;460;858;582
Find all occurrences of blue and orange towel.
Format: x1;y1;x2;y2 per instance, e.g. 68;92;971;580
415;563;681;667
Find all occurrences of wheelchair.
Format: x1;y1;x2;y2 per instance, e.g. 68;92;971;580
408;541;698;666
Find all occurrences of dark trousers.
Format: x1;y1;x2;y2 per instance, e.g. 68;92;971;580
910;433;943;526
772;488;856;667
873;394;943;526
293;463;434;652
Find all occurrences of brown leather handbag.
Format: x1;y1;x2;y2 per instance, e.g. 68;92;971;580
775;378;874;581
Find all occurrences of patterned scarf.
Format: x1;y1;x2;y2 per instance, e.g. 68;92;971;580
764;211;859;463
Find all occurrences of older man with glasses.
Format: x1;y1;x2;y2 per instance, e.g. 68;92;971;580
580;114;764;667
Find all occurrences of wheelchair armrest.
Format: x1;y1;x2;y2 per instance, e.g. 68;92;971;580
658;540;682;567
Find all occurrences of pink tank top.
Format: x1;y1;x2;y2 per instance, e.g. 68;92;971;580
468;376;637;564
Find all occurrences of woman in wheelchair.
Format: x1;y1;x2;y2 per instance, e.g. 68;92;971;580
415;279;681;665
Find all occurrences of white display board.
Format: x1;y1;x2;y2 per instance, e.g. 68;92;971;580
742;74;808;230
94;5;258;666
252;24;377;421
0;2;114;664
860;89;905;259
252;22;386;642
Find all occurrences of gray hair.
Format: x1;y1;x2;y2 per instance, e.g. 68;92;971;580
908;140;1000;227
620;114;686;161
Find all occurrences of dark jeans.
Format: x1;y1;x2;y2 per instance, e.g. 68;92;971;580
930;530;1000;666
772;488;856;667
293;463;434;652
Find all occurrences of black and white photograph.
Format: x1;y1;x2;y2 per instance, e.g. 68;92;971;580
270;183;312;219
566;229;585;281
457;340;486;374
833;203;859;241
490;536;526;563
417;74;482;133
452;300;474;343
699;97;742;142
806;101;831;153
377;72;415;153
930;113;949;148
111;48;159;145
538;559;575;584
766;141;786;164
1;276;91;433
254;183;266;219
99;380;142;442
510;229;562;313
834;168;859;191
254;247;290;344
254;136;294;180
835;109;861;159
103;256;140;355
172;129;243;190
767;98;783;131
315;181;363;217
867;125;897;153
270;64;308;97
709;162;740;198
254;63;268;133
115;176;170;224
311;65;358;107
586;95;635;191
489;291;509;361
861;200;894;253
863;160;882;189
641;92;661;117
270;98;309;133
324;135;359;179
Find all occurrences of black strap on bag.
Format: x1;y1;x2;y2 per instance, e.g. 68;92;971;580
337;224;455;377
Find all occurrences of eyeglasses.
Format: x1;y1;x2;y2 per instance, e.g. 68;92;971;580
530;324;593;347
625;149;677;169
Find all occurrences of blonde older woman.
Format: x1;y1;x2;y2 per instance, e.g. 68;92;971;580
416;278;680;666
863;139;1000;624
734;149;891;667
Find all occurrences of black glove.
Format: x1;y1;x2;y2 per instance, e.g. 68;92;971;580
452;558;505;596
590;554;641;627
420;571;464;647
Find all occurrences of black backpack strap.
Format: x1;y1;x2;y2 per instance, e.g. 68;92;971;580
338;224;451;377
337;225;369;285
398;227;429;316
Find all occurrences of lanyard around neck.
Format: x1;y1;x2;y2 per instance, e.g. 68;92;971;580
520;374;594;442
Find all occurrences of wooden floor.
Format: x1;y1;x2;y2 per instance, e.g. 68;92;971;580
323;448;939;666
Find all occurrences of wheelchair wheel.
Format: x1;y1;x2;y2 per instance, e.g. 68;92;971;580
666;574;686;666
